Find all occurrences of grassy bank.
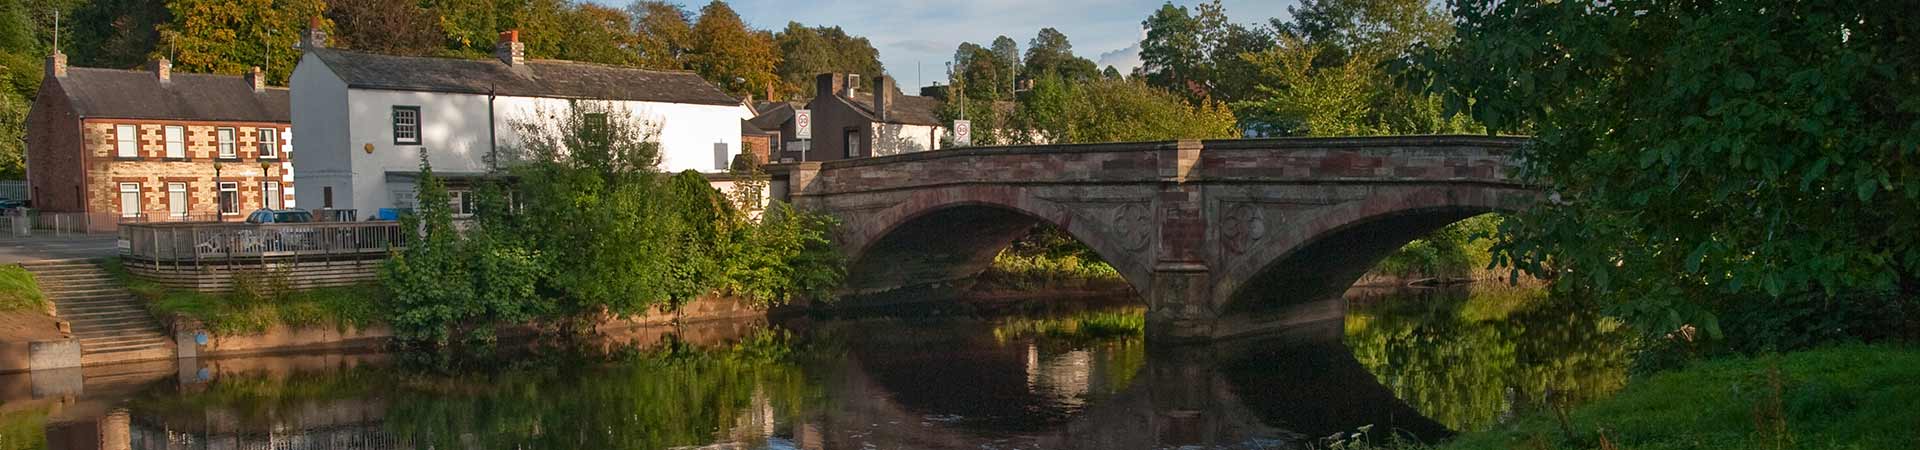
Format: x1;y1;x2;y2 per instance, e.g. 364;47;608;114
1431;344;1920;450
101;258;385;335
0;265;45;312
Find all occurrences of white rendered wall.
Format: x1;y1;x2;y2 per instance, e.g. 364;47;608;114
288;53;352;211
320;87;749;212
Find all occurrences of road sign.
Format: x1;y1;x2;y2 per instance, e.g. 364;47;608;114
953;120;972;147
795;109;812;141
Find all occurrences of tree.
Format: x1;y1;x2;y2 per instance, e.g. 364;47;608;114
1139;3;1206;98
1236;35;1475;137
1022;28;1098;81
772;22;883;99
1017;77;1239;144
949;42;1002;101
1139;1;1272;105
1410;0;1920;342
326;0;445;56
627;0;690;70
423;0;501;56
547;3;643;66
63;0;168;69
157;0;327;84
1278;0;1450;66
687;0;777;98
988;35;1019;97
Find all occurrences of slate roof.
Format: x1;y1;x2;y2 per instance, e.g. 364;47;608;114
741;119;776;136
307;48;740;106
845;93;944;126
55;67;289;122
748;102;795;132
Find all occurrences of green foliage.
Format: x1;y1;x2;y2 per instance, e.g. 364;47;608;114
157;0;326;84
1138;0;1273;105
382;153;549;346
992;306;1145;343
687;1;778;98
1344;286;1631;433
1372;214;1504;280
0;402;49;450
103;259;384;335
324;0;444;56
1441;344;1920;450
773;22;884;99
1014;76;1241;144
1410;0;1920;347
0;264;44;312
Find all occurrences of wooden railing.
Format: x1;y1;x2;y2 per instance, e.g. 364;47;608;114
119;221;408;267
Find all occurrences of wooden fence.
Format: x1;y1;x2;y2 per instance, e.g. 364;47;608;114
119;221;407;291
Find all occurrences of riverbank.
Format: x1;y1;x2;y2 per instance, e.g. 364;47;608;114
1426;344;1920;450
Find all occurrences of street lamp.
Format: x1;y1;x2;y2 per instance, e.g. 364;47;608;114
212;160;221;222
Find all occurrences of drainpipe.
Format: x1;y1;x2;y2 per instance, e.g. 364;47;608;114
487;85;498;171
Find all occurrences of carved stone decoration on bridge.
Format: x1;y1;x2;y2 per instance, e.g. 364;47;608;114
1113;203;1154;251
1218;203;1266;256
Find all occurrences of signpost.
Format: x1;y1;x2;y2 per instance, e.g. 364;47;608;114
953;119;972;147
794;109;812;161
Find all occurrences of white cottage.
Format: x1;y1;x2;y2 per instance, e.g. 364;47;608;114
289;28;751;215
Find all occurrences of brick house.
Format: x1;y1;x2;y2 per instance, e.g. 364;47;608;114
25;51;294;229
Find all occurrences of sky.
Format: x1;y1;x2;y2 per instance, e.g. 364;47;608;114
589;0;1298;91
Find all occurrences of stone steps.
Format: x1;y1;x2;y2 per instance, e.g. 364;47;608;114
22;260;173;364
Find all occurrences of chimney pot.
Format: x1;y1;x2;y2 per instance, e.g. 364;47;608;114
151;58;171;83
496;30;526;66
46;51;66;79
247;66;265;92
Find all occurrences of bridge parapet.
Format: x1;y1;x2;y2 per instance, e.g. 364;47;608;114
770;135;1538;342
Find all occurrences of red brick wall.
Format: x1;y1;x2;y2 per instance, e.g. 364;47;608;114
77;119;294;219
24;79;84;211
741;134;772;165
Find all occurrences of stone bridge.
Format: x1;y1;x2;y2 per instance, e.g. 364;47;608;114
771;135;1536;341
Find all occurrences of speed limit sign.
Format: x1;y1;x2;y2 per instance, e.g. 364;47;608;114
953;120;972;146
795;109;812;141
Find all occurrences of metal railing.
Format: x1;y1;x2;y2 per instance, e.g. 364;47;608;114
1;211;238;237
120;221;408;267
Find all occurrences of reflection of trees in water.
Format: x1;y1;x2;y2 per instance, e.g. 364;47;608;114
1343;286;1630;432
132;329;825;450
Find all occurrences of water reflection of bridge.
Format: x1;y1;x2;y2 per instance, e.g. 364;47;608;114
8;315;1448;450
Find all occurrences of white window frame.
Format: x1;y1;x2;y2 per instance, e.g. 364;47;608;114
393;106;421;145
263;181;282;210
164;126;185;159
118;183;141;218
448;189;473;217
217;127;237;159
258;128;279;159
218;182;239;215
167;182;188;219
115;124;138;158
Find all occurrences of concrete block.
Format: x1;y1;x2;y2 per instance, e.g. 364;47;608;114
27;339;80;371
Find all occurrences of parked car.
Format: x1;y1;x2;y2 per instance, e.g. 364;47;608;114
245;208;314;224
0;198;24;211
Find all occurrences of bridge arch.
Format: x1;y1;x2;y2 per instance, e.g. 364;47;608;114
1215;185;1536;314
837;185;1153;298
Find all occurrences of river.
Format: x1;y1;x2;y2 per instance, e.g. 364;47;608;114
0;284;1630;450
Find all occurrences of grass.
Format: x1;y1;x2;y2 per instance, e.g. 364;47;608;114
0;265;46;312
101;258;386;335
992;306;1146;343
981;251;1123;290
1429;344;1920;450
0;403;50;450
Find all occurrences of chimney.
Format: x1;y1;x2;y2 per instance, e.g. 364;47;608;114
46;51;66;79
299;17;327;49
496;30;525;66
873;75;893;122
843;73;859;98
246;66;265;92
150;58;170;83
814;73;844;101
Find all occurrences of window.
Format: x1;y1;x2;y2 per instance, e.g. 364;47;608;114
118;183;141;218
217;127;237;159
218;182;238;215
448;189;473;216
258;128;279;159
164;126;185;159
844;129;860;158
322;186;334;208
393;106;421;145
115;125;138;158
167;183;187;219
263;181;282;209
714;143;730;171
